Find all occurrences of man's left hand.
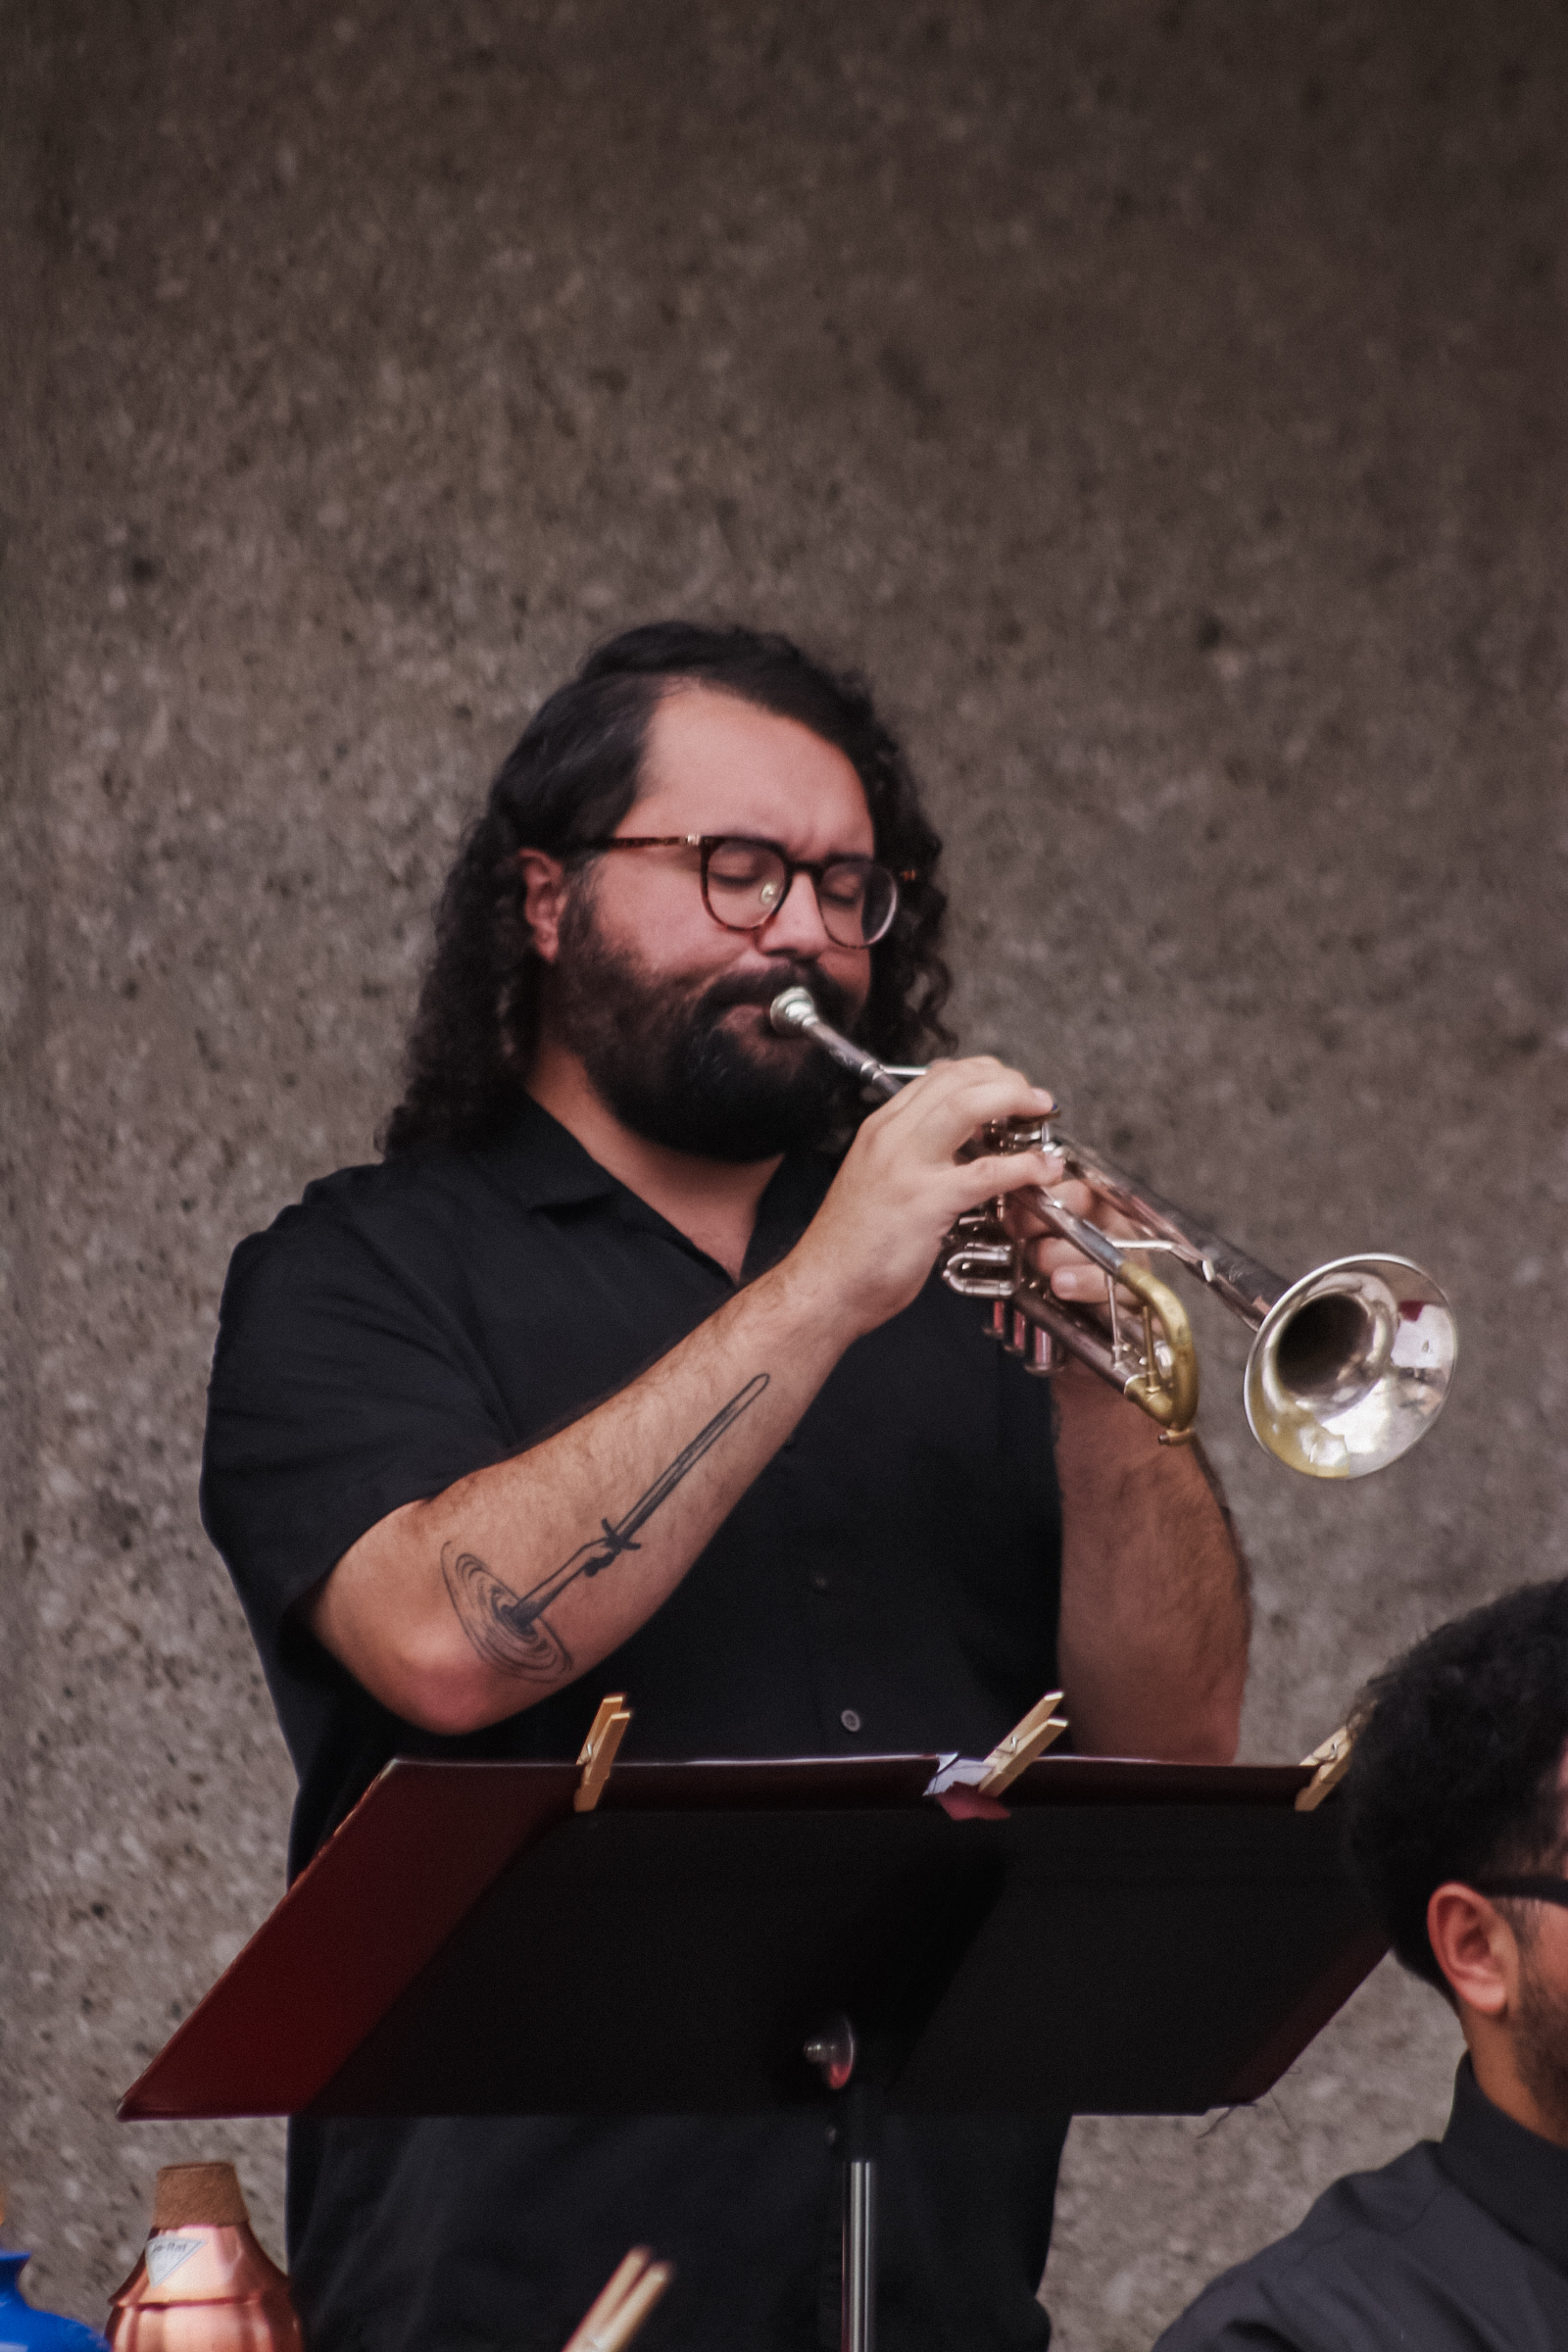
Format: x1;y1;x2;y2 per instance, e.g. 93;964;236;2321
998;1170;1251;1767
1001;1165;1158;1314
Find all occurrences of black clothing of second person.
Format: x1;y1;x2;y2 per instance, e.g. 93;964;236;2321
201;1096;1068;2351
1153;2056;1568;2350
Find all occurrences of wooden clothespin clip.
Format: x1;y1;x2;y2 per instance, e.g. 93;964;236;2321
976;1690;1068;1796
574;1693;632;1813
1296;1721;1354;1813
562;2244;673;2352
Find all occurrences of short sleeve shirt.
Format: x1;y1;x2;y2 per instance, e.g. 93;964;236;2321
202;1096;1064;1875
200;1098;1067;2352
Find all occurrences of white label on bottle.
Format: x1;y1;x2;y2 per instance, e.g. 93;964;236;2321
146;2235;204;2286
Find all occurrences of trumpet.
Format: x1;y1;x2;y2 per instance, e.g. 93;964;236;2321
769;987;1456;1479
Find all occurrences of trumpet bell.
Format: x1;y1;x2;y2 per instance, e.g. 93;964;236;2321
1246;1256;1457;1479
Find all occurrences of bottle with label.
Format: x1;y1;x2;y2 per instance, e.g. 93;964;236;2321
105;2165;301;2352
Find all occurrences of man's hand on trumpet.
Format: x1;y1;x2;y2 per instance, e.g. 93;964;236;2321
789;1054;1063;1338
981;1124;1250;1769
1000;1166;1156;1318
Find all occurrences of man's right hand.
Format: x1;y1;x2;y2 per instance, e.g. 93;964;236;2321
785;1056;1063;1338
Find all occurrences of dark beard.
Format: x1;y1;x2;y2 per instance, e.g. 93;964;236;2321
544;890;863;1162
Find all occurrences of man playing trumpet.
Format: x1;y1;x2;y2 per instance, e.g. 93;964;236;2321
203;621;1248;2350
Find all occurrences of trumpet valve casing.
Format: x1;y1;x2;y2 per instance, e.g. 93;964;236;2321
973;1114;1054;1155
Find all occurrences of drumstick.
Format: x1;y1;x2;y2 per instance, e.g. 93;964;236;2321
562;2246;674;2352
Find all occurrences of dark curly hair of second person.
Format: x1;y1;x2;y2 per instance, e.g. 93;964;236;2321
381;621;955;1155
1341;1578;1568;1996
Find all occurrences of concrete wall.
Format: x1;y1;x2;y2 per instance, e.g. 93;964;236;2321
2;1;1561;2341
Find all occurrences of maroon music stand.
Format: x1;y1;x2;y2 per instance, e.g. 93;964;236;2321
121;1752;1383;2350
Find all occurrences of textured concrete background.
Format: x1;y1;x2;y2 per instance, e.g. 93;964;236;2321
2;1;1562;2342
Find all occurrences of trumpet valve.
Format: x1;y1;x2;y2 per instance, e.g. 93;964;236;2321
977;1114;1053;1155
942;1206;1017;1299
1004;1309;1055;1372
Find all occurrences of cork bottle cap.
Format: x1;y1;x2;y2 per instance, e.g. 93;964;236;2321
151;2163;250;2230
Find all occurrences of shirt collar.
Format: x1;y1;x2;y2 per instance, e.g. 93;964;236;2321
475;1095;622;1211
1436;2054;1568;2274
473;1092;838;1272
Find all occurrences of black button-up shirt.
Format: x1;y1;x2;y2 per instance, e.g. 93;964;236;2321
202;1099;1067;2352
1155;2057;1568;2350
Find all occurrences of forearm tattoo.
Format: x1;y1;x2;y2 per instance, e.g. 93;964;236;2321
441;1373;770;1683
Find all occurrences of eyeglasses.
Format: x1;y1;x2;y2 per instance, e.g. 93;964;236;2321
1472;1877;1568;1909
577;833;911;949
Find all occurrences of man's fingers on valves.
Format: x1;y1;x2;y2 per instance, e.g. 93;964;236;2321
949;1150;1061;1217
1027;1227;1153;1309
1001;1180;1154;1307
885;1055;1055;1132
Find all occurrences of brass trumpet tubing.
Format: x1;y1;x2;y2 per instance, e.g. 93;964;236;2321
1005;1181;1202;1432
1051;1138;1286;1328
768;988;902;1101
1004;1281;1150;1396
1003;1262;1199;1435
1014;1180;1128;1282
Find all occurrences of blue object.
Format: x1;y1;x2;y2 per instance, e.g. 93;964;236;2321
0;2254;111;2352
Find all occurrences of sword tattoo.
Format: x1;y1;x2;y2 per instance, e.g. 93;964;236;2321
441;1373;770;1684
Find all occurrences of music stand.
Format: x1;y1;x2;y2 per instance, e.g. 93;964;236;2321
121;1752;1382;2351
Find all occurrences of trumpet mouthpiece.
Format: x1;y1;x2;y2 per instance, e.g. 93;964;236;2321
769;986;818;1036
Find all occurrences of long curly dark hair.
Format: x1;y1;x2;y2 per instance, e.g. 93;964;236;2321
381;622;954;1155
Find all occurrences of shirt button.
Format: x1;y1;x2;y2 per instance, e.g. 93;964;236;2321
810;1571;830;1593
840;1709;862;1735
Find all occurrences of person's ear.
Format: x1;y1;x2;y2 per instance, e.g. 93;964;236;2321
1428;1883;1519;2020
516;850;570;965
